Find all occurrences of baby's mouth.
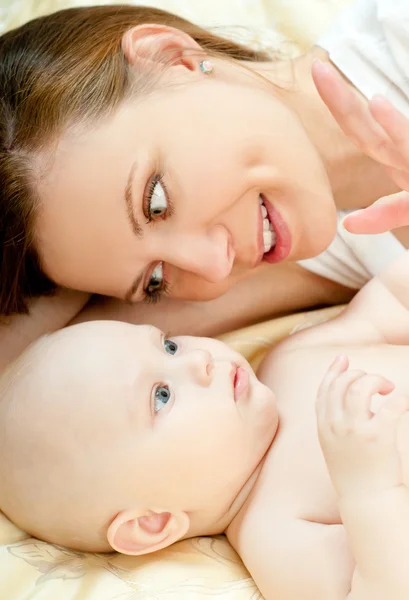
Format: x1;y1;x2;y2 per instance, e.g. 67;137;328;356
232;363;250;402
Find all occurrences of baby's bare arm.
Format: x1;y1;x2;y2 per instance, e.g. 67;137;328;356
317;358;409;600
281;249;409;351
341;489;409;600
228;515;353;600
340;249;409;344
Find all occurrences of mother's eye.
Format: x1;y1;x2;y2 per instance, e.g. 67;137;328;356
164;338;178;355
144;175;171;222
150;180;167;216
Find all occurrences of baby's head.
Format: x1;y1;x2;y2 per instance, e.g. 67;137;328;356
0;321;277;554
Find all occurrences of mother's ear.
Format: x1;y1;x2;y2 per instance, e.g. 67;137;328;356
122;24;204;72
107;507;190;555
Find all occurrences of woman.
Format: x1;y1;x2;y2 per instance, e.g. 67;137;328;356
1;0;408;371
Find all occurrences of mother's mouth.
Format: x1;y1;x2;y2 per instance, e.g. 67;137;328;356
260;196;277;253
261;195;292;263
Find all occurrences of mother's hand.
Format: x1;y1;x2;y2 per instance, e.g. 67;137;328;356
312;59;409;233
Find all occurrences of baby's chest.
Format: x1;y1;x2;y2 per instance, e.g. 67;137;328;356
280;344;409;401
262;422;342;524
260;343;409;519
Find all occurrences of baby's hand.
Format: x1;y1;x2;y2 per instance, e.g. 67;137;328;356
316;356;409;498
312;59;409;234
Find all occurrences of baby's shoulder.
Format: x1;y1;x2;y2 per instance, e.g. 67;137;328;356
227;490;352;600
256;321;372;398
257;305;379;381
257;325;325;380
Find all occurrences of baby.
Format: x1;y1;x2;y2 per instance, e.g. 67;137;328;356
2;250;409;600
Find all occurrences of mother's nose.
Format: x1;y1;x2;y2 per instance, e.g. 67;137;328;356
165;227;234;282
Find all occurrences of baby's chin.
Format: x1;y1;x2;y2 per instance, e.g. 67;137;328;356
248;372;278;438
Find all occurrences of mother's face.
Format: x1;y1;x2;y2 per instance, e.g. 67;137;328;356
36;65;336;304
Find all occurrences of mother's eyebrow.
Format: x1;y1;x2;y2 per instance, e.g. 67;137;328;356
125;160;143;238
124;160;144;302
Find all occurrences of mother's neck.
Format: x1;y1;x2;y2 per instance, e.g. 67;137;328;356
251;46;399;211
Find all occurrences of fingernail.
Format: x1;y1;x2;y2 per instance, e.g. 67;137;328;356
312;58;330;72
372;196;389;205
340;212;363;230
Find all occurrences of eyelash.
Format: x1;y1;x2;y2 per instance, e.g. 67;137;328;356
151;333;176;417
142;174;173;304
143;278;170;304
162;331;172;344
143;174;174;224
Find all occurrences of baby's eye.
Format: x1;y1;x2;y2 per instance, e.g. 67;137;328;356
164;338;178;355
154;385;171;413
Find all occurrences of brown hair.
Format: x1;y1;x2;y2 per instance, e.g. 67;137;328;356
0;4;270;316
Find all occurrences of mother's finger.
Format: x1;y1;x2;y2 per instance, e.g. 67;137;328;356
312;60;405;168
312;61;388;146
370;95;409;158
343;191;409;233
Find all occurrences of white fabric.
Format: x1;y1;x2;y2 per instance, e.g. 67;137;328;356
318;0;409;116
300;0;409;288
299;211;405;289
0;0;354;48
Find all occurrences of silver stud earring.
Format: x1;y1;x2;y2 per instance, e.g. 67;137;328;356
199;59;214;74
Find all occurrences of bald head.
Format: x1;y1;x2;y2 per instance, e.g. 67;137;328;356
0;321;149;552
0;320;260;555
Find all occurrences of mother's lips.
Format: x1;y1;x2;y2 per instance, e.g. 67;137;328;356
262;197;292;264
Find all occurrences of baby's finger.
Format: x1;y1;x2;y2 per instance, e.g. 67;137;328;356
343;375;395;425
317;355;349;396
370;96;409;160
316;356;349;421
323;369;368;424
343;191;409;234
374;394;409;425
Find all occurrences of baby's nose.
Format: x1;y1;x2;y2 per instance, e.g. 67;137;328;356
184;349;213;386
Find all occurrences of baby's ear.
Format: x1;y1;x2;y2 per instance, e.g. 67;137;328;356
107;507;190;555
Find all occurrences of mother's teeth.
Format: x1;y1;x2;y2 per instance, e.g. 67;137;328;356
263;230;273;246
260;198;277;253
